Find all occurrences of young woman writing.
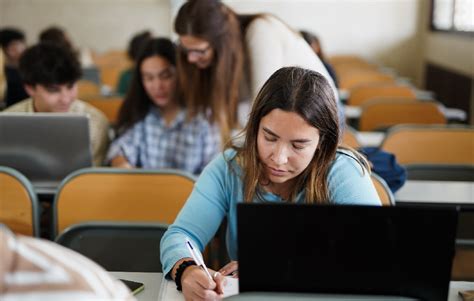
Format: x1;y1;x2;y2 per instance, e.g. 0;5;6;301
160;67;380;301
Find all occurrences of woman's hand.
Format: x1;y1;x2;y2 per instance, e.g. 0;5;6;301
219;261;239;278
181;266;226;301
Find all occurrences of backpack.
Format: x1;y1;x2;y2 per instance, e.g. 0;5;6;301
358;147;406;193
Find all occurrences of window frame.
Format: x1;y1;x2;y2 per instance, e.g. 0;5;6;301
429;0;474;36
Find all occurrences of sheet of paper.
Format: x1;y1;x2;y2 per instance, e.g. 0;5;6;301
159;276;239;300
222;277;239;297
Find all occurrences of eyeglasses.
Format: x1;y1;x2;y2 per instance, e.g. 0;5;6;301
178;43;211;57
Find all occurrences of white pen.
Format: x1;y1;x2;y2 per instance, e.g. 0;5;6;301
185;238;213;280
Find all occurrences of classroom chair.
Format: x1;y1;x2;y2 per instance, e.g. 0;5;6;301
358;99;446;131
341;126;361;148
77;80;101;100
347;85;416;106
85;97;123;124
452;248;474;281
53;168;196;237
405;164;474;181
56;221;168;272
381;125;474;165
99;67;124;90
339;72;395;90
333;64;380;78
0;166;40;236
329;55;373;68
93;50;131;89
371;173;395;206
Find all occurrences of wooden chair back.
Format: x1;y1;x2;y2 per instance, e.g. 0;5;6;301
348;85;415;106
77;80;101;100
381;125;474;165
93;50;131;89
371;173;395;206
85;97;123;124
53;168;196;237
359;100;446;131
341;127;361;148
340;72;395;90
0;166;40;236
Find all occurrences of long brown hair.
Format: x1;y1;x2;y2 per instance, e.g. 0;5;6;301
174;0;244;141
116;38;178;136
229;67;369;204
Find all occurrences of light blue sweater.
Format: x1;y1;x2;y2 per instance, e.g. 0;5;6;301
160;149;381;276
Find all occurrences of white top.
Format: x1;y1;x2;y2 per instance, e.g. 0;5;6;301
244;15;338;101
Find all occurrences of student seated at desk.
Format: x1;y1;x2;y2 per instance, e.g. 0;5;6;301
160;67;381;301
0;224;135;300
106;38;220;175
3;43;109;166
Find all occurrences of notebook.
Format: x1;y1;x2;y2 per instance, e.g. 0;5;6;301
0;113;92;194
237;203;458;301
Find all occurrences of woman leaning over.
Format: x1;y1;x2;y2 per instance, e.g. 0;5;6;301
174;0;342;141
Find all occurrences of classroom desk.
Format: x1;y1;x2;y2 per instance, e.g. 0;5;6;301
344;105;467;121
109;272;474;301
356;131;385;147
110;272;161;301
395;180;474;205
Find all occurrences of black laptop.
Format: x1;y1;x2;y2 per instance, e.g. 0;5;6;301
0;113;92;194
237;204;458;301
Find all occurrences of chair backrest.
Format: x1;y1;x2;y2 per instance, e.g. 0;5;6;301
53;168;196;236
371;173;395;206
359;100;446;131
77;80;101;100
341;127;361;148
405;164;474;181
56;222;167;272
93;50;130;89
348;85;416;106
381;125;474;165
85;97;123;123
340;72;395;90
0;166;40;236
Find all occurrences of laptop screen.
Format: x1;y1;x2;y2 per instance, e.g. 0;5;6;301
0;113;92;188
237;203;458;301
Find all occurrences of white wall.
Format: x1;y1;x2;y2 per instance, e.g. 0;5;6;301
225;0;424;85
1;0;424;84
0;0;172;53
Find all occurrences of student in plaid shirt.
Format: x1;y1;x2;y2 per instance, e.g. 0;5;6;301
107;38;220;174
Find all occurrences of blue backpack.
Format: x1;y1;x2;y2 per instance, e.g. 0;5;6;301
358;147;406;193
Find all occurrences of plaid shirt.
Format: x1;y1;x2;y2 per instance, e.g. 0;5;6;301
107;108;220;174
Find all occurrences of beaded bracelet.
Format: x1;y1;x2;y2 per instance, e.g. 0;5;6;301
174;260;197;291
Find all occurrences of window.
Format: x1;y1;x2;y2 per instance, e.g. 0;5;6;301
431;0;474;33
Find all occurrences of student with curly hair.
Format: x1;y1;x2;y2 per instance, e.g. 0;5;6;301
3;43;109;165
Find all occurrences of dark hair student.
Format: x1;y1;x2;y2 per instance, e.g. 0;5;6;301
107;38;220;174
